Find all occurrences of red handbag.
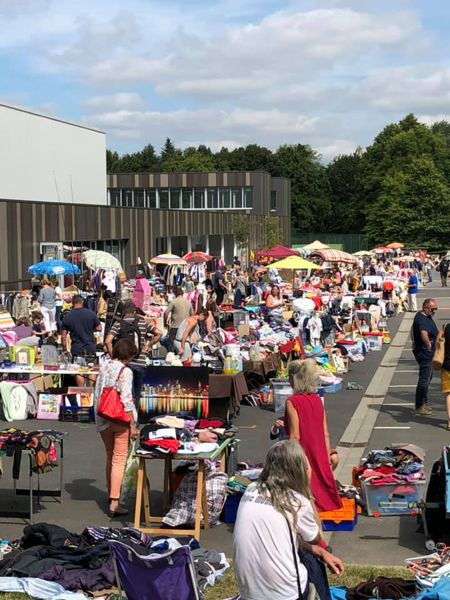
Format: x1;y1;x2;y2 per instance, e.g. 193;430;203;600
97;366;131;424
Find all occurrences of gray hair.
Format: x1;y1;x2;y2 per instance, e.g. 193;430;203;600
258;441;319;532
288;358;319;394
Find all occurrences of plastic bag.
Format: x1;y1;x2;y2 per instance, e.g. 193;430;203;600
120;440;139;502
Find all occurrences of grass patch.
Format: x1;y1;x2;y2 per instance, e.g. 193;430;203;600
203;564;410;600
0;565;410;600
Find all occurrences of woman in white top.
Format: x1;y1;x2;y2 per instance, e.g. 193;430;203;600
233;441;344;600
94;338;139;517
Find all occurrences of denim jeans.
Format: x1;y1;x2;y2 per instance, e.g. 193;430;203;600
414;354;433;409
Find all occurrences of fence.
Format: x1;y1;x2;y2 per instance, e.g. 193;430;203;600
291;232;369;253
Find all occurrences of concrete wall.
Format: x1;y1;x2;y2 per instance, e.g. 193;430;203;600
0;104;106;205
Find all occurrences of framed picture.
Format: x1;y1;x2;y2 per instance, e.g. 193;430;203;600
64;387;94;408
37;393;62;420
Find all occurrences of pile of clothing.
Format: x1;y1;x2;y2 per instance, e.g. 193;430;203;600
356;444;426;487
226;462;263;495
0;522;229;597
138;416;237;456
0;428;63;476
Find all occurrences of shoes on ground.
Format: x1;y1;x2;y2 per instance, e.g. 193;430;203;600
414;405;432;416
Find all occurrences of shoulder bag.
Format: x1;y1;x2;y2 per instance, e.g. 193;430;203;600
432;324;447;371
97;366;131;424
287;519;321;600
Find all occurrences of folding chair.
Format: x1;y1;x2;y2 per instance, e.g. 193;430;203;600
109;540;201;600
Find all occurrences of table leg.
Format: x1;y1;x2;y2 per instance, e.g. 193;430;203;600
194;462;204;540
134;458;145;528
29;455;33;523
163;458;170;511
201;461;209;530
142;473;151;525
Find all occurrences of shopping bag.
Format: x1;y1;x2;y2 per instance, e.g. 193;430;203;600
120;440;139;502
432;324;447;371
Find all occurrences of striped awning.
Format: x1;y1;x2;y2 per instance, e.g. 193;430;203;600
311;249;358;264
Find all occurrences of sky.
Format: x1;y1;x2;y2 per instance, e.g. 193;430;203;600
1;0;449;161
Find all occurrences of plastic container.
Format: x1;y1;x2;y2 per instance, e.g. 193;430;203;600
233;310;248;329
366;336;382;351
59;406;94;422
362;480;426;516
222;493;243;524
320;498;357;531
270;379;293;413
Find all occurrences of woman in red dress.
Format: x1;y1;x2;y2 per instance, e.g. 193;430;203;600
285;359;342;512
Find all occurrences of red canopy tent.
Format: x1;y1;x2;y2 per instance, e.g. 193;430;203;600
311;248;358;265
255;245;300;259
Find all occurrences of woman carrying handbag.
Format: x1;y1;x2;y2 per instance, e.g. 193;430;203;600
94;339;140;517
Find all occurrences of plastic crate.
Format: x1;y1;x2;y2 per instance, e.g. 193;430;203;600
319;498;357;531
222;493;243;524
362;479;426;516
321;380;342;394
59;406;94;422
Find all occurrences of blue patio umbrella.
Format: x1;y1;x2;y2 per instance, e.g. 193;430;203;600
28;259;80;276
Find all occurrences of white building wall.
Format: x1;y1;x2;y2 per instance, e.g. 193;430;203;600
0;104;106;205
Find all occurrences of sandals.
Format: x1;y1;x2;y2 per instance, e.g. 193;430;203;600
108;505;129;518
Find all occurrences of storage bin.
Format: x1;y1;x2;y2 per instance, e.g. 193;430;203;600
59;406;94;422
362;479;426;516
222;493;243;524
321;380;342;394
233;311;248;329
319;498;357;531
366;336;382;351
270;379;293;413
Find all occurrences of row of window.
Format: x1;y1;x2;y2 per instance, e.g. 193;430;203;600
108;186;254;210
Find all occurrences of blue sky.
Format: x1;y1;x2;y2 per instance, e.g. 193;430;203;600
1;0;449;160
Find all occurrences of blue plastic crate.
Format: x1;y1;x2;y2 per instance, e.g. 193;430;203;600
222;493;243;524
321;380;342;394
322;515;357;531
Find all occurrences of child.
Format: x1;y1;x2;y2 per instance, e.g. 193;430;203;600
31;312;47;346
270;417;340;470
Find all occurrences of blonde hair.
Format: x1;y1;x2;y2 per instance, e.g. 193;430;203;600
288;358;319;394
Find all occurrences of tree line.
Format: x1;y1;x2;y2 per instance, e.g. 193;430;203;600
107;115;450;248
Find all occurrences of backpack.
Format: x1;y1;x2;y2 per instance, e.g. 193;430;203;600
321;314;334;333
115;318;142;355
442;260;450;272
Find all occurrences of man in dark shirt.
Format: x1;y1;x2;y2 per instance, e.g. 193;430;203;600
61;295;102;358
412;298;439;415
214;267;227;306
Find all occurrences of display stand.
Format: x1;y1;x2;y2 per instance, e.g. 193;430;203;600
0;438;64;522
133;438;233;541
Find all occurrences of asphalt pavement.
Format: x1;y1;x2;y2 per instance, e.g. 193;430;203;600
331;279;450;565
0;287;433;565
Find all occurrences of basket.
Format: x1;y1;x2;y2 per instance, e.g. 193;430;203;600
319;498;357;531
59;406;94;422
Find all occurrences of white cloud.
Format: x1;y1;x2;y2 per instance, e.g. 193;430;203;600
83;92;145;111
418;114;450;126
81;107;321;149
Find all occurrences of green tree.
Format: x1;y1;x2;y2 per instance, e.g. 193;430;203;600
138;144;160;171
160;138;183;170
271;144;330;232
326;149;363;232
365;157;450;248
106;149;121;172
264;215;282;248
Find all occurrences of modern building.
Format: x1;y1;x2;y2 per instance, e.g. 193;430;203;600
0;104;291;290
106;171;291;259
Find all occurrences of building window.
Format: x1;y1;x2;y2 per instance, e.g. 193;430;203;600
135;188;145;208
191;235;207;252
271;190;277;211
170;188;181;209
110;190;121;207
146;189;157;208
194;189;204;209
244;187;253;208
156;237;167;255
233;188;243;208
182;189;192;209
159;189;169;209
122;189;133;207
219;187;231;208
207;188;218;209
